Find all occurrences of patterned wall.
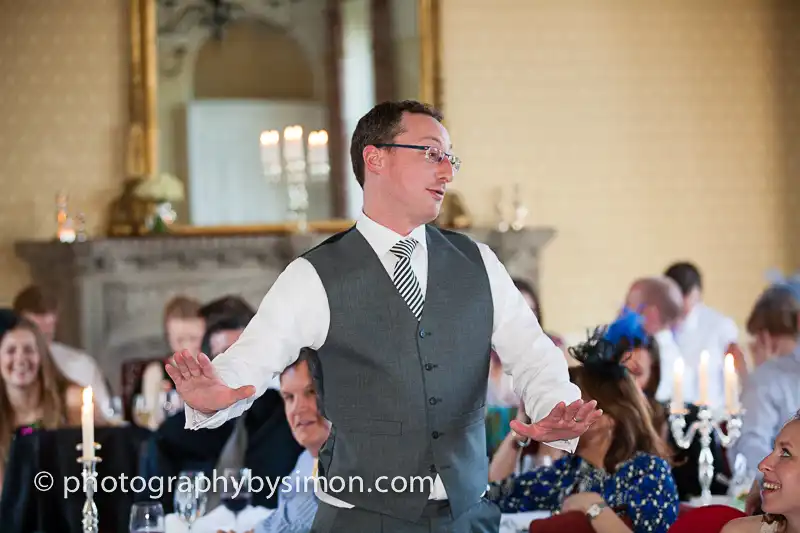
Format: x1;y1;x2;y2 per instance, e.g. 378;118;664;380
0;0;128;304
440;0;800;335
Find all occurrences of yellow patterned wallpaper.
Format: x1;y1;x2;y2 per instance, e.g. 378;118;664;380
0;0;797;340
441;0;800;335
0;0;128;304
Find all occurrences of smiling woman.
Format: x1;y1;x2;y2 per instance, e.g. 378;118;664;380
117;0;443;236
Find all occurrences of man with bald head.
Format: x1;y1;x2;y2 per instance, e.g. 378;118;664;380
624;277;685;403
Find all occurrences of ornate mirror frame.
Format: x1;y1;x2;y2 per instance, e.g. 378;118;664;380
124;0;443;232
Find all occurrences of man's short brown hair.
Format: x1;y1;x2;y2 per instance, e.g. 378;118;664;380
630;277;683;325
163;295;202;322
349;100;444;188
13;285;58;315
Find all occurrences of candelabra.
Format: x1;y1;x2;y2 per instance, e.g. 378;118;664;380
76;443;102;533
260;126;330;233
669;406;743;505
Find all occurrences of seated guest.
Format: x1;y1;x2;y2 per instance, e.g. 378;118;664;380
721;410;800;533
488;311;679;533
127;295;205;423
728;284;800;476
254;348;328;533
142;298;301;511
0;309;94;496
665;262;742;384
486;279;563;457
623;276;685;404
12;285;110;412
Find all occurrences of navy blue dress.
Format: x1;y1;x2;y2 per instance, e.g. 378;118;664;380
488;452;679;533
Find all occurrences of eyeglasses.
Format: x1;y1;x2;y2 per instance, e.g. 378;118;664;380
373;143;461;173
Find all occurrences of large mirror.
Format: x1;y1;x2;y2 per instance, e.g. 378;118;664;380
126;0;442;230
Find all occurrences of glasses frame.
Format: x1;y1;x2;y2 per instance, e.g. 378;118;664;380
373;143;461;173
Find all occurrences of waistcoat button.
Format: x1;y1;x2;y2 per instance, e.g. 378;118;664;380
419;329;426;338
431;431;440;439
424;363;434;371
429;397;437;405
429;464;437;473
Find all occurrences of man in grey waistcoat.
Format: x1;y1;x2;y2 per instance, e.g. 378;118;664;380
168;100;602;532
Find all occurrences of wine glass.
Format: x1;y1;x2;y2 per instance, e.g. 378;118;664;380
220;468;253;514
174;470;208;529
129;501;165;533
133;394;151;427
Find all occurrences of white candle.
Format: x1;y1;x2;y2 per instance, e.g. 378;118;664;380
81;387;94;459
672;357;684;414
259;130;281;179
282;125;304;162
307;130;330;176
724;353;740;414
699;350;709;406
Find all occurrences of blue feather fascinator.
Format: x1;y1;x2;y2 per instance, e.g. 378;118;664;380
567;309;649;380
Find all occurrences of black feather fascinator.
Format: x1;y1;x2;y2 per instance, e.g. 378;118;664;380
567;309;649;380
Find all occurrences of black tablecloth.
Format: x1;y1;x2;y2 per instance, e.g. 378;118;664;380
0;424;152;533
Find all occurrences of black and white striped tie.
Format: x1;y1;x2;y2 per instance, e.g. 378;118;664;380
390;238;424;320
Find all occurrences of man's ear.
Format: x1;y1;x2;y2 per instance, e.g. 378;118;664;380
363;145;384;175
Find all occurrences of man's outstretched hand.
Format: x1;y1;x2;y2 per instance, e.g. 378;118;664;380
165;350;255;415
509;399;602;443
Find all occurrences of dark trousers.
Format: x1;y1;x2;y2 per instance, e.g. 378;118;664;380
310;497;501;533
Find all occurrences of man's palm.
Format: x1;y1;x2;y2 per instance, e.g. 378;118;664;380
165;350;255;415
510;399;602;443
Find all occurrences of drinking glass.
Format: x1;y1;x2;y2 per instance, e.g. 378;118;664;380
220;468;253;514
174;470;208;529
129;501;165;533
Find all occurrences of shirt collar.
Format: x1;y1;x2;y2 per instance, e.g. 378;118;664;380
356;212;428;257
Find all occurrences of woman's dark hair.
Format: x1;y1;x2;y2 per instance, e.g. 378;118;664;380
200;296;255;356
512;278;543;325
569;365;669;472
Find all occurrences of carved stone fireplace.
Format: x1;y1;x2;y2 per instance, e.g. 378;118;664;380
15;226;555;393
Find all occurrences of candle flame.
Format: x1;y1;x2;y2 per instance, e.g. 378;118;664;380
724;352;735;372
283;125;303;141
82;386;93;406
259;130;279;145
308;130;328;146
673;357;684;374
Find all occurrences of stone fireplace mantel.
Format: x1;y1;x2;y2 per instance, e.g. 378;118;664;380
15;226;555;392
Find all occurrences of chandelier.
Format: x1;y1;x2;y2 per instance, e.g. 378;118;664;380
157;0;304;40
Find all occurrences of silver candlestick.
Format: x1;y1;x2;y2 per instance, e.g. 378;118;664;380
76;443;102;533
669;405;743;505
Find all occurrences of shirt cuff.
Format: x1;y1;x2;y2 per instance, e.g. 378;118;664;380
542;438;577;454
183;405;230;430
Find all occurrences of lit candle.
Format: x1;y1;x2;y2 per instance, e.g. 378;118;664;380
724;353;740;414
282;125;305;162
81;387;94;459
699;350;709;406
672;357;684;414
307;130;330;176
259;130;281;179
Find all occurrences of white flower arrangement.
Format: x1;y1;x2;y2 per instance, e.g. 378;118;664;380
134;173;185;202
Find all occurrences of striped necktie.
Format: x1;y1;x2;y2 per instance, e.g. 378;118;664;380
390;238;424;320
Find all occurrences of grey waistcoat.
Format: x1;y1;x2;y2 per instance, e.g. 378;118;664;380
301;224;493;521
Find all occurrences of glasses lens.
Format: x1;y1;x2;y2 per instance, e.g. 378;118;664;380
425;147;444;164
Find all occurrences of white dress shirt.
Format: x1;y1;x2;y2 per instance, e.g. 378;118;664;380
653;329;685;404
673;303;739;410
184;213;580;506
50;342;111;410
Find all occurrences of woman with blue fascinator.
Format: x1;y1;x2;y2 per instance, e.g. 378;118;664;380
487;310;680;533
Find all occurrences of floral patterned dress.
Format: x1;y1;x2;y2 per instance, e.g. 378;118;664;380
488;452;680;533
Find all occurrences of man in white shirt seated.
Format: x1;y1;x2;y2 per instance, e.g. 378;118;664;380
664;262;741;409
13;285;111;410
623;276;685;404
